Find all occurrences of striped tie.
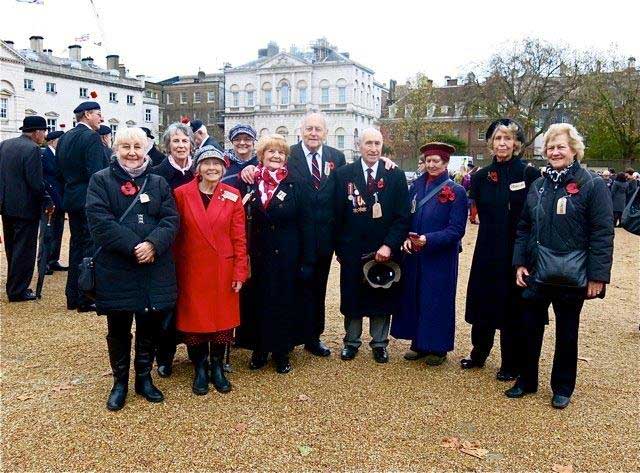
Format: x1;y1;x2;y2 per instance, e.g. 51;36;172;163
311;152;321;189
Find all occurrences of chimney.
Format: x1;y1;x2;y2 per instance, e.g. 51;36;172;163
68;44;81;61
106;54;119;70
267;41;279;57
258;48;268;58
447;78;458;86
341;52;350;58
198;71;206;80
4;40;15;49
29;35;44;52
118;64;126;78
81;56;94;66
629;57;637;70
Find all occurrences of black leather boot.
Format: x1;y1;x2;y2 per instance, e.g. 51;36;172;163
209;343;231;393
134;329;164;403
188;343;209;395
106;334;131;411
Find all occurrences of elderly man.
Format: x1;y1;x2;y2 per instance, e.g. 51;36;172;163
334;128;409;363
0;116;50;301
57;101;107;312
141;127;165;166
601;170;613;191
190;120;223;151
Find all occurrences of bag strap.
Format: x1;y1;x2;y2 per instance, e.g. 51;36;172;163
415;179;453;213
535;180;544;244
90;177;149;258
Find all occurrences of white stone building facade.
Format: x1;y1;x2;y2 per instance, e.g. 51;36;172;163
224;40;385;162
0;41;27;141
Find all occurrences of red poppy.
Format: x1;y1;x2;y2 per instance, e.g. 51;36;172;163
566;182;580;195
180;116;190;124
377;178;385;189
60;124;66;128
120;181;138;196
488;171;498;183
328;161;335;170
90;91;98;99
438;185;456;203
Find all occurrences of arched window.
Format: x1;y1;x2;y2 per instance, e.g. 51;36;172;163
319;79;330;104
259;128;270;137
337;78;347;103
261;82;272;106
335;127;346;150
278;80;290;105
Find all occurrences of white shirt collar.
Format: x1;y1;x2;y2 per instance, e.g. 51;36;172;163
78;122;92;129
301;142;323;160
361;158;379;178
48;145;56;155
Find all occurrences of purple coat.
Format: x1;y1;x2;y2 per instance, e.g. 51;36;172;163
391;172;468;353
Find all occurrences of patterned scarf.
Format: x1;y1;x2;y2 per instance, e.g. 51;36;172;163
545;160;576;183
225;148;255;166
255;165;288;208
117;156;150;179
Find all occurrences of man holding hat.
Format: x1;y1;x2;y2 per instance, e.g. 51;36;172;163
141;127;165;166
38;130;67;274
0;116;50;301
57;101;107;312
190;120;223;152
334;128;409;363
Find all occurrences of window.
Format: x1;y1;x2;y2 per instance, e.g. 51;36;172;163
126;95;134;105
193;92;201;103
110;124;118;136
46;82;56;94
207;91;215;102
109;92;117;102
279;82;290;105
264;90;272;105
440;105;449;114
335;127;346;149
299;88;307;104
165;93;172;104
541;103;549;109
338;86;346;103
145;109;151;122
79;87;88;98
46;118;57;133
24;79;34;90
232;91;239;107
477;130;486;140
207;111;215;125
476;153;484;160
320;80;330;104
180;92;187;104
0;98;7;118
246;90;254;107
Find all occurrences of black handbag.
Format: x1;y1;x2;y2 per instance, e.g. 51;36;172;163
621;186;640;236
532;182;588;288
78;178;148;295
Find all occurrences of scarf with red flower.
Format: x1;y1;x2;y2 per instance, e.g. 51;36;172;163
255;165;288;208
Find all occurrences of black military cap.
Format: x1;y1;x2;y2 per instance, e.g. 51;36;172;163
46;130;64;141
73;101;101;113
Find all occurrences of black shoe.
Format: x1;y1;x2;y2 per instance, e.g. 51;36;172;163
496;369;518;381
8;289;37;302
157;364;172;378
67;302;78;310
134;375;164;402
505;385;536;399
404;350;427;361
45;266;54;276
77;303;97;313
304;340;331;357
188;343;209;395
460;358;485;369
551;394;571;409
249;351;268;370
209;344;232;392
340;346;358;361
49;261;68;271
274;354;292;374
106;334;131;411
372;347;389;364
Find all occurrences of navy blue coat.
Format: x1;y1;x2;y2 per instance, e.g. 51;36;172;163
41;146;63;209
391;173;468;353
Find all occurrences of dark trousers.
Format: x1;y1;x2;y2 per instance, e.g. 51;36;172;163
37;209;65;266
106;311;161;374
66;210;93;308
518;294;584;397
155;312;177;367
470;317;522;374
2;215;39;299
613;211;623;227
305;253;332;342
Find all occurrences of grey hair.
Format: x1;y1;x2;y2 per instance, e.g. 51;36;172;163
358;127;383;146
300;111;328;131
162;122;195;155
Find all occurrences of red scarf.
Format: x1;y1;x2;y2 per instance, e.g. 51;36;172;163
255;165;288;208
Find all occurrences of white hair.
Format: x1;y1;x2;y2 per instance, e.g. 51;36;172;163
300;112;327;131
113;127;147;147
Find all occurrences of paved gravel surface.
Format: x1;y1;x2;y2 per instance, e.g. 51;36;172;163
1;223;638;471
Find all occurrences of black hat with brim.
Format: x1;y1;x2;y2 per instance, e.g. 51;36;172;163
362;260;402;289
486;118;526;144
19;116;48;132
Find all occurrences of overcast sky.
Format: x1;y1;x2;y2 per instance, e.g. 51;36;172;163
4;0;638;86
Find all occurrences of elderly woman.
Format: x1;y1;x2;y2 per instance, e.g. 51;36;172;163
462;118;540;380
85;127;179;411
611;172;629;226
150;122;196;377
235;134;315;374
221;124;259;189
173;146;248;395
506;124;613;409
391;143;468;366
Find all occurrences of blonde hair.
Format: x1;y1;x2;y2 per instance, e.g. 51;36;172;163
255;134;290;162
114;127;147;147
487;123;523;156
543;123;585;161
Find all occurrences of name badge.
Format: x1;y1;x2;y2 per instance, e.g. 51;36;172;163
510;181;526;191
276;190;287;201
372;202;382;219
139;193;150;203
222;190;238;202
556;197;567;215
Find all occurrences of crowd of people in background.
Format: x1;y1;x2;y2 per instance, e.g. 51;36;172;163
0;99;626;413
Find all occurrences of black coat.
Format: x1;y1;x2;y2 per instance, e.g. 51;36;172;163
57;124;109;212
334;160;410;318
611;180;629;212
235;173;316;353
202;136;223;152
147;145;166;167
85;160;179;314
465;157;540;327
287;143;346;257
513;162;614;286
151;157;195;191
41;146;64;209
0;135;46;220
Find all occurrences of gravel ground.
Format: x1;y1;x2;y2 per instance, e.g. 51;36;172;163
1;223;638;472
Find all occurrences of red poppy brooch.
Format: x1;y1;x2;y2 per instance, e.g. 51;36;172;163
328;161;335;171
120;181;139;196
488;171;498;183
566;182;580;195
90;91;98;99
438;185;456;203
377;178;385;190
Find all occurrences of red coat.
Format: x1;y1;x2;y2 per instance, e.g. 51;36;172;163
173;180;248;333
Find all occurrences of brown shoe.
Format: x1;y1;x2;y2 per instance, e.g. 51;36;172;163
403;350;427;361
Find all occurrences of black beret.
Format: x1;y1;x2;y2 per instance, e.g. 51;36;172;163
19;116;47;132
140;127;154;139
98;125;112;136
46;130;64;141
190;120;204;133
486;118;526;144
73;101;101;114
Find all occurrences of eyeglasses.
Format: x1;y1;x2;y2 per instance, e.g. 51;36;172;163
232;137;254;143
